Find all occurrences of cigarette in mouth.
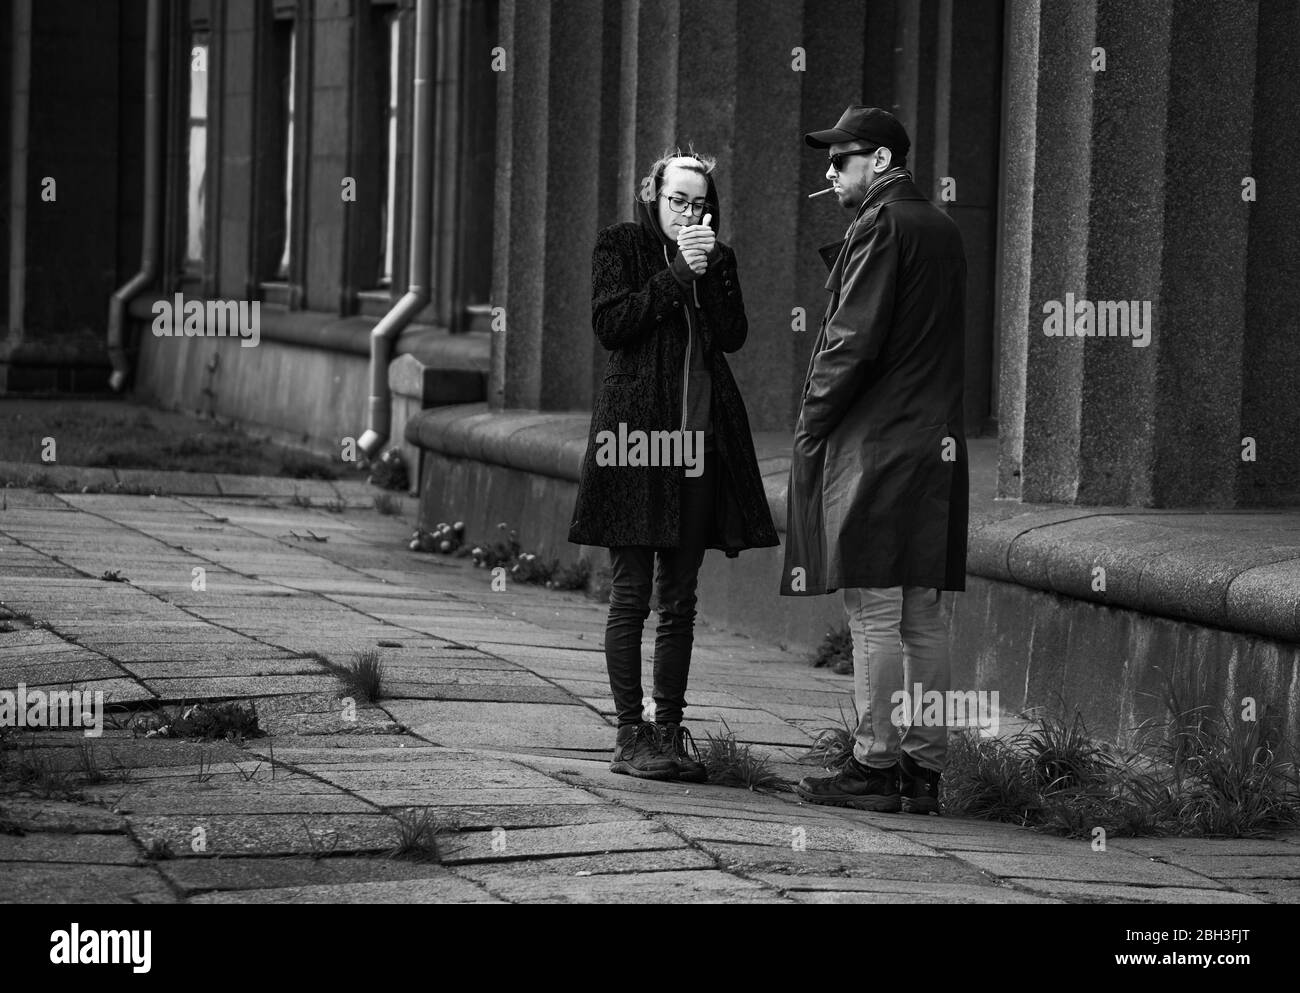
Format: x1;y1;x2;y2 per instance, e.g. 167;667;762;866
807;187;836;199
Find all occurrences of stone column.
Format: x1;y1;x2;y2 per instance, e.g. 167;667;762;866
940;0;1002;432
795;0;868;421
726;0;805;431
997;0;1094;503
1239;1;1300;506
3;0;31;381
1001;0;1264;508
489;0;602;411
1141;1;1256;508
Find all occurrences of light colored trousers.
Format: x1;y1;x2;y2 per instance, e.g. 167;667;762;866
843;585;949;773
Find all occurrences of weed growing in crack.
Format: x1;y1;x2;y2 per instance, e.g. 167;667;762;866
388;807;444;863
698;721;789;793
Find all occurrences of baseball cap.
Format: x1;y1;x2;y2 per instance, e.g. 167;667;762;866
804;105;911;158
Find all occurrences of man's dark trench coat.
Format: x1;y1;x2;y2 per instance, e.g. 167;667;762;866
781;173;969;595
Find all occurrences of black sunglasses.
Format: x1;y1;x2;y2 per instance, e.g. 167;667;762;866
828;147;879;172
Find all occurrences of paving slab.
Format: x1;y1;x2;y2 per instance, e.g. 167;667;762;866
1006;879;1264;904
124;813;401;857
437;819;684;864
12;676;152;704
383;699;612;750
107;789;375;817
654;814;940;856
1108;836;1300;858
907;830;1100;855
0;832;142;864
0;862;177;903
701;842;995;883
401;803;641;830
452;867;782;904
956;851;1227;888
0;797;126;832
140;675;340;699
254;693;406;736
1152;854;1300;879
0;658;133;685
190;872;502;903
1217;878;1300;902
456;848;719;877
766;876;1058;903
158;855;456;893
240;740;439;762
383;682;577;704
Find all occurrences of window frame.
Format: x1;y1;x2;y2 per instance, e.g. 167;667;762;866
254;0;311;309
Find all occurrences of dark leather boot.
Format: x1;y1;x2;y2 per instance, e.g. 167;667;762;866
796;757;900;812
899;752;942;814
610;722;677;780
657;722;708;783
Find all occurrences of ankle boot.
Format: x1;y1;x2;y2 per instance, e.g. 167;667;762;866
657;722;707;783
609;721;677;780
899;752;942;814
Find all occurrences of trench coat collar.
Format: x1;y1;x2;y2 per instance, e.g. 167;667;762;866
819;172;926;288
815;171;924;274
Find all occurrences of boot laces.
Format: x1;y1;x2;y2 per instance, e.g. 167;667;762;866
666;724;700;762
633;722;661;755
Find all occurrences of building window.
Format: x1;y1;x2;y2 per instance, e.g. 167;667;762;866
381;12;400;286
186;33;210;268
277;24;296;279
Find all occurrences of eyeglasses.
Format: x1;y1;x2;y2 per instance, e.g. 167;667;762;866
660;194;712;217
827;147;878;172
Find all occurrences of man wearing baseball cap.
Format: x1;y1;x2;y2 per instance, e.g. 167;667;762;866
782;105;970;816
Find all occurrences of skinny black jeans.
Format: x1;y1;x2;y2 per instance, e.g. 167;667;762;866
604;457;715;727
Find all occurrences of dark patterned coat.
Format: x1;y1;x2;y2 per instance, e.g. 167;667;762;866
568;197;778;556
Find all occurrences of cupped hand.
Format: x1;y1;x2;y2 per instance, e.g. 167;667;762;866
681;248;708;275
676;213;716;256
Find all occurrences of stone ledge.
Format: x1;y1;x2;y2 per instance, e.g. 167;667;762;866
127;295;492;378
406;403;1300;643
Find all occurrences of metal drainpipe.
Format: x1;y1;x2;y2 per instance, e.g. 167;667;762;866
106;0;162;393
358;0;436;457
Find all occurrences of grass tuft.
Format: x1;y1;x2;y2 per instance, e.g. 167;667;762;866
388;807;445;862
333;649;384;704
800;699;859;771
698;721;789;793
2;744;83;800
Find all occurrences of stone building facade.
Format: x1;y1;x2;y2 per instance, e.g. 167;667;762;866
4;0;1296;509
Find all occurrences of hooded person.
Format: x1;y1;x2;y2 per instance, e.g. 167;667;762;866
569;148;778;782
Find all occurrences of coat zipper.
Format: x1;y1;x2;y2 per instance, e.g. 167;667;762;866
665;244;695;433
